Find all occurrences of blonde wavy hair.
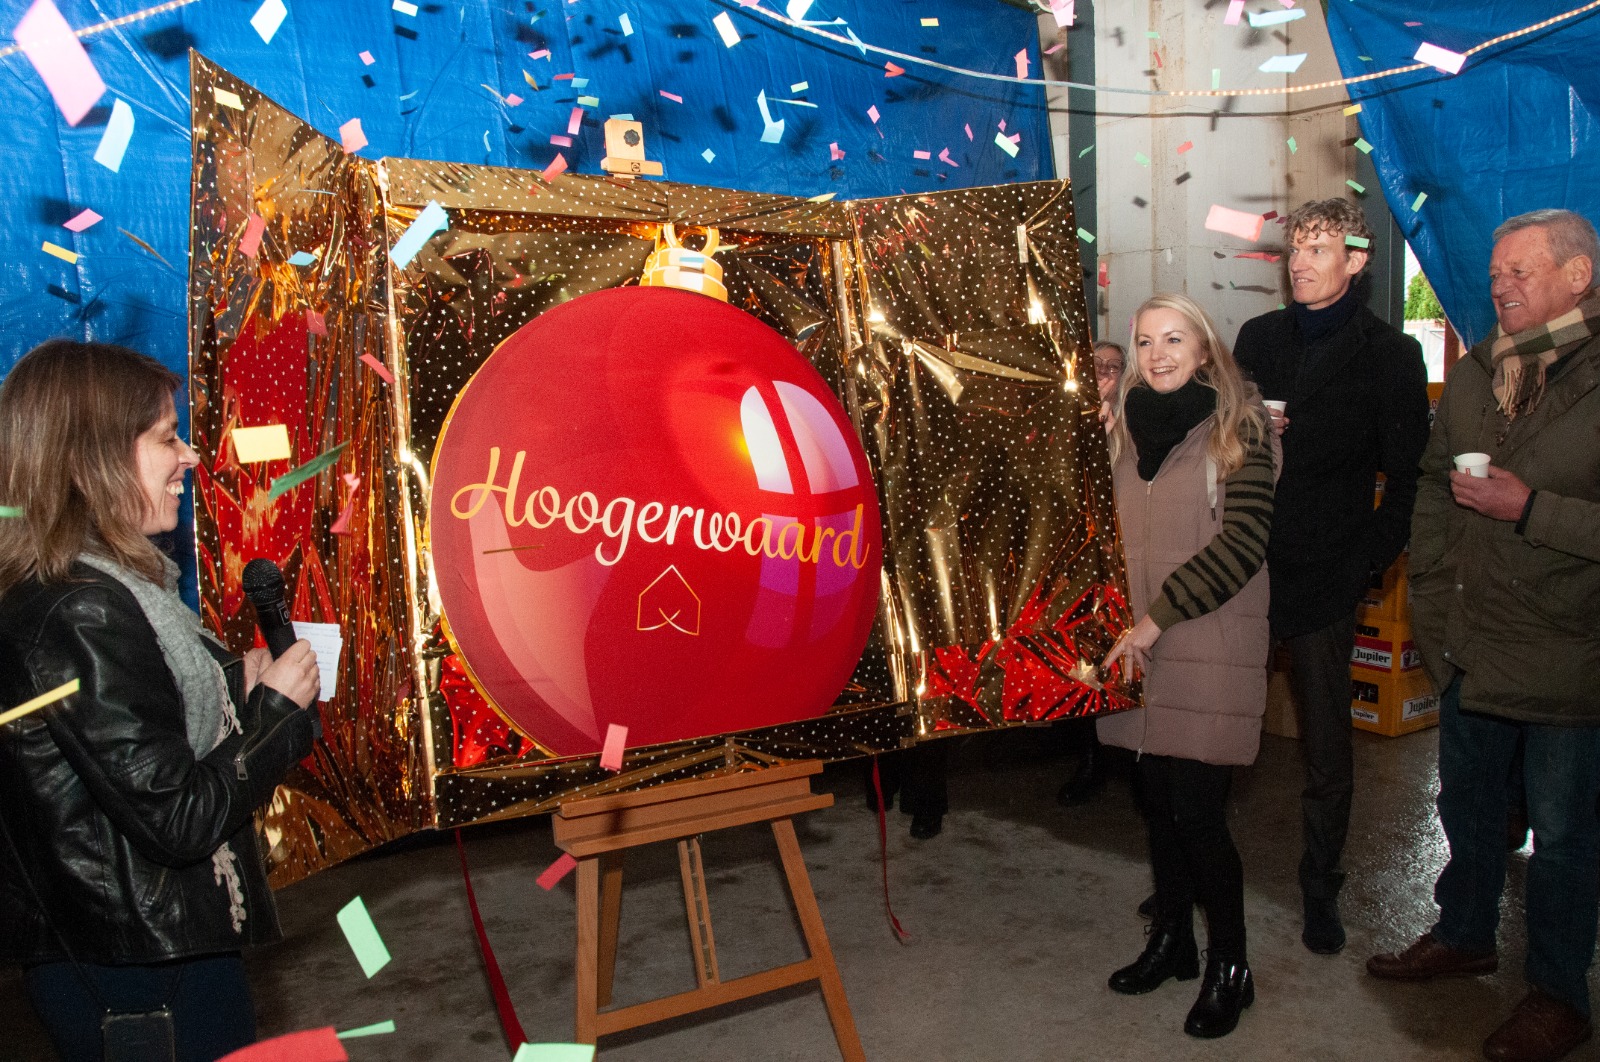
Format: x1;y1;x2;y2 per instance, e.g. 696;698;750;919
1108;293;1268;478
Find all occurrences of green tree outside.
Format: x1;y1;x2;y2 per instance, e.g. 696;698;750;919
1404;271;1445;322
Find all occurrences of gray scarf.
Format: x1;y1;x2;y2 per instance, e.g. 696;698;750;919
77;550;248;932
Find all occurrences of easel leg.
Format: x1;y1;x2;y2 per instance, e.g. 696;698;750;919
574;855;600;1045
596;850;624;1008
771;818;866;1062
677;836;720;986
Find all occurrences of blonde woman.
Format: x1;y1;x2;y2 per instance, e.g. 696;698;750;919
1097;294;1276;1039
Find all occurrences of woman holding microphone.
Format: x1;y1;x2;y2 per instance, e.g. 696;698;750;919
0;340;322;1061
1097;295;1276;1039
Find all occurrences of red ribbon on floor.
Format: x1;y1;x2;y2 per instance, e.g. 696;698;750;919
870;756;911;943
455;828;529;1049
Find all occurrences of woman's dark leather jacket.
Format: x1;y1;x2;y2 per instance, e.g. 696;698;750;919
0;564;315;965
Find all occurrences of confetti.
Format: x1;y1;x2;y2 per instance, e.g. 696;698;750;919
867;104;879;123
360;352;395;384
540;152;568;182
1247;8;1304;26
523;70;539;91
93;99;135;172
1076;227;1095;243
566;107;583;136
287;251;317;266
994;131;1019;158
269;442;349;502
306;309;326;336
1014;49;1029;80
1286;136;1298;154
214;89;247;113
577;95;599;108
702;148;715;163
549;134;572;147
912;149;931;160
0;679;79;728
712;11;740;47
938;147;959;168
1235;252;1281;262
336;1021;395;1040
505;93;522;106
388;200;449;268
62;209;101;232
1414;41;1466;75
1204;204;1264;242
1411;192;1428;211
756;91;784;143
359;50;375;65
250;0;287;43
921;17;939;27
14;0;106;126
1224;0;1244;26
600;724;627;771
1343;103;1363;116
1345;235;1371;248
231;424;292;464
618;13;632;35
0;506;22;517
829;142;844;160
1043;42;1064;56
1354;138;1373;154
41;241;78;264
512;1047;594;1062
659;90;682;103
1259;53;1308;74
1048;0;1074;29
1212;69;1221;90
537;853;578;890
1177;141;1193;154
1346;179;1366;194
1133;152;1150;167
553;73;575;81
1077;144;1093;157
392;0;417;15
336;897;390;978
240;213;265;258
339;118;367;154
964;123;973;140
217;1028;349;1061
884;61;904;77
530;49;550;60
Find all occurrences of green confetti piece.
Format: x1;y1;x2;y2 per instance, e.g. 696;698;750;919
1277;303;1286;310
1146;30;1159;38
268;442;349;503
1077;228;1095;243
0;506;23;518
1412;192;1429;211
1346;179;1366;194
993;131;1019;158
1133;152;1150;166
513;1046;595;1062
1354;137;1373;154
1358;55;1373;62
577;95;599;107
337;1020;396;1039
1345;235;1371;248
1077;144;1095;158
336;896;391;978
1286;137;1297;154
1212;68;1221;90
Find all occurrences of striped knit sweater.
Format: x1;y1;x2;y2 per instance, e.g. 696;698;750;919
1145;433;1276;631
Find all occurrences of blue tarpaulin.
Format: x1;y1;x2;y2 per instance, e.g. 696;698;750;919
1326;1;1600;347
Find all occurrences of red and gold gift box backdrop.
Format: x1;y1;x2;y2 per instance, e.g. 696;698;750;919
186;55;1136;886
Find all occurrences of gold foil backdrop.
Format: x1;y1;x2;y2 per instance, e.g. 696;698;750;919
188;56;1133;885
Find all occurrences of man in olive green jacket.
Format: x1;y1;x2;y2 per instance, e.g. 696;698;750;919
1368;209;1600;1062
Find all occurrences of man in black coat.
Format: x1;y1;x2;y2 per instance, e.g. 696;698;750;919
1233;198;1430;955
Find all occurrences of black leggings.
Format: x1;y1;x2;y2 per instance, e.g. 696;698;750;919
1139;753;1247;961
24;953;255;1062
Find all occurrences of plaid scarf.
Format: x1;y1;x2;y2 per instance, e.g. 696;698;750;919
1489;289;1600;421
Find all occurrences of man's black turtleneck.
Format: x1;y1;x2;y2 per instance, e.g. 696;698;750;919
1290;282;1362;345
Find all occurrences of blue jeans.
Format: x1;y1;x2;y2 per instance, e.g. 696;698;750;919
1432;676;1600;1016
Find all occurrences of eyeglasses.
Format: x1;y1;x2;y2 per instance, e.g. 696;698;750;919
1093;359;1123;379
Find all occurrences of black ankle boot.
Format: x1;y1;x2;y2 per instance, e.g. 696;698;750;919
1183;955;1254;1038
1108;922;1200;995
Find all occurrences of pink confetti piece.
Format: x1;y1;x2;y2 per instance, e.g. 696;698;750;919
549;134;572;147
599;724;627;771
1235;251;1282;262
938;147;959;168
867;104;879;123
1225;0;1245;26
1204;203;1265;242
505;93;523;106
964;123;973;140
339;117;367;154
239;213;266;258
537;853;578;890
884;60;904;77
998;119;1007;132
566;107;583;135
1043;42;1065;56
1176;140;1193;154
529;48;550;60
540;152;568;182
306;309;326;336
359;50;375;65
216;1027;347;1062
1049;0;1074;28
1414;41;1465;74
63;208;101;232
553;72;575;81
1007;132;1021;145
659;89;683;103
1280;0;1296;7
829;142;844;160
913;149;931;160
329;498;356;535
1014;49;1029;80
1404;21;1422;27
14;0;106;126
359;352;395;384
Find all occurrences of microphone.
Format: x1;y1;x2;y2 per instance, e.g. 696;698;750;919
242;559;296;659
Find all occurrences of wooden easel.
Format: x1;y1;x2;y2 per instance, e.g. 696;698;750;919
552;760;866;1060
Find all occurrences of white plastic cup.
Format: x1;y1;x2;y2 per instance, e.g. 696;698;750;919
1263;400;1287;415
1454;452;1490;478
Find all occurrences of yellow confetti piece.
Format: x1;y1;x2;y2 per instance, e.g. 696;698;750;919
1344;103;1363;115
920;17;938;26
231;424;292;463
0;679;80;727
214;87;245;110
41;241;78;264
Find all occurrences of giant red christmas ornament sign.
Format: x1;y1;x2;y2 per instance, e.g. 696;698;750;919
428;286;883;757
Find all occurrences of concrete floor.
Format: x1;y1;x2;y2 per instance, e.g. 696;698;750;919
3;726;1598;1062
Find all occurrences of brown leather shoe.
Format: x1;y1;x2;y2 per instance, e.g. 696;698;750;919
1483;990;1592;1062
1367;931;1498;981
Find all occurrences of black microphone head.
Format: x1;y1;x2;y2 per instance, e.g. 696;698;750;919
242;558;285;604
